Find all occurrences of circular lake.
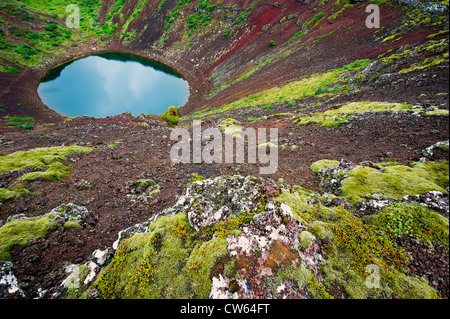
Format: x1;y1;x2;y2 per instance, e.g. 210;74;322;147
38;53;190;118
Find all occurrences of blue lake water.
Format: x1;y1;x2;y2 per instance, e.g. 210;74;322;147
38;53;190;118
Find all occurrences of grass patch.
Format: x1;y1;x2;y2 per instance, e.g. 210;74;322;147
7;122;35;131
0;66;20;74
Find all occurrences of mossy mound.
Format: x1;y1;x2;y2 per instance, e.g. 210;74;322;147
0;215;60;261
90;212;229;299
0;203;93;261
0;145;92;201
365;202;449;250
310;160;340;174
341;161;449;204
0;145;92;176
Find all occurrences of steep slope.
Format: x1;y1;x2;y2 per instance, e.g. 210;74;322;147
1;0;448;122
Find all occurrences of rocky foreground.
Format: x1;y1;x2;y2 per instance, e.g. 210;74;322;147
0;0;449;300
0;119;448;298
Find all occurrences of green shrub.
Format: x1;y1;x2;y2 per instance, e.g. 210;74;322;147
315;86;329;95
160;106;179;126
9;116;35;122
7;122;34;131
268;40;277;47
13;44;36;59
286;101;296;108
0;67;20;74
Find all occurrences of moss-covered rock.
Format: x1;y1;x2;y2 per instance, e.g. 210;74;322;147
341;161;449;204
0;145;92;202
322;251;438;299
0;215;60;261
299;231;315;249
64;174;447;299
310;160;340;174
89;212;230;299
135;179;156;189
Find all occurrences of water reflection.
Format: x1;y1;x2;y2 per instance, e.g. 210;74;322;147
38;53;189;118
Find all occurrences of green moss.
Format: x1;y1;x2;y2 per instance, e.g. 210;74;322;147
341;161;449;204
308;220;334;240
296;101;415;127
0;145;91;200
0;185;33;201
190;174;206;183
257;142;278;149
399;53;449;74
147;189;161;196
0;215;60;260
274;265;312;289
218;118;243;135
385;269;438;299
424;109;449;116
0;188;17;201
276;188;315;224
63;221;84;230
135;179;155;189
91;212;229;299
299;231;315;249
322;252;373;298
435;144;450;152
332;207;408;274
319;205;440;298
310;160;340;174
0;145;92;175
64;264;89;298
185;236;229;297
18;162;71;182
